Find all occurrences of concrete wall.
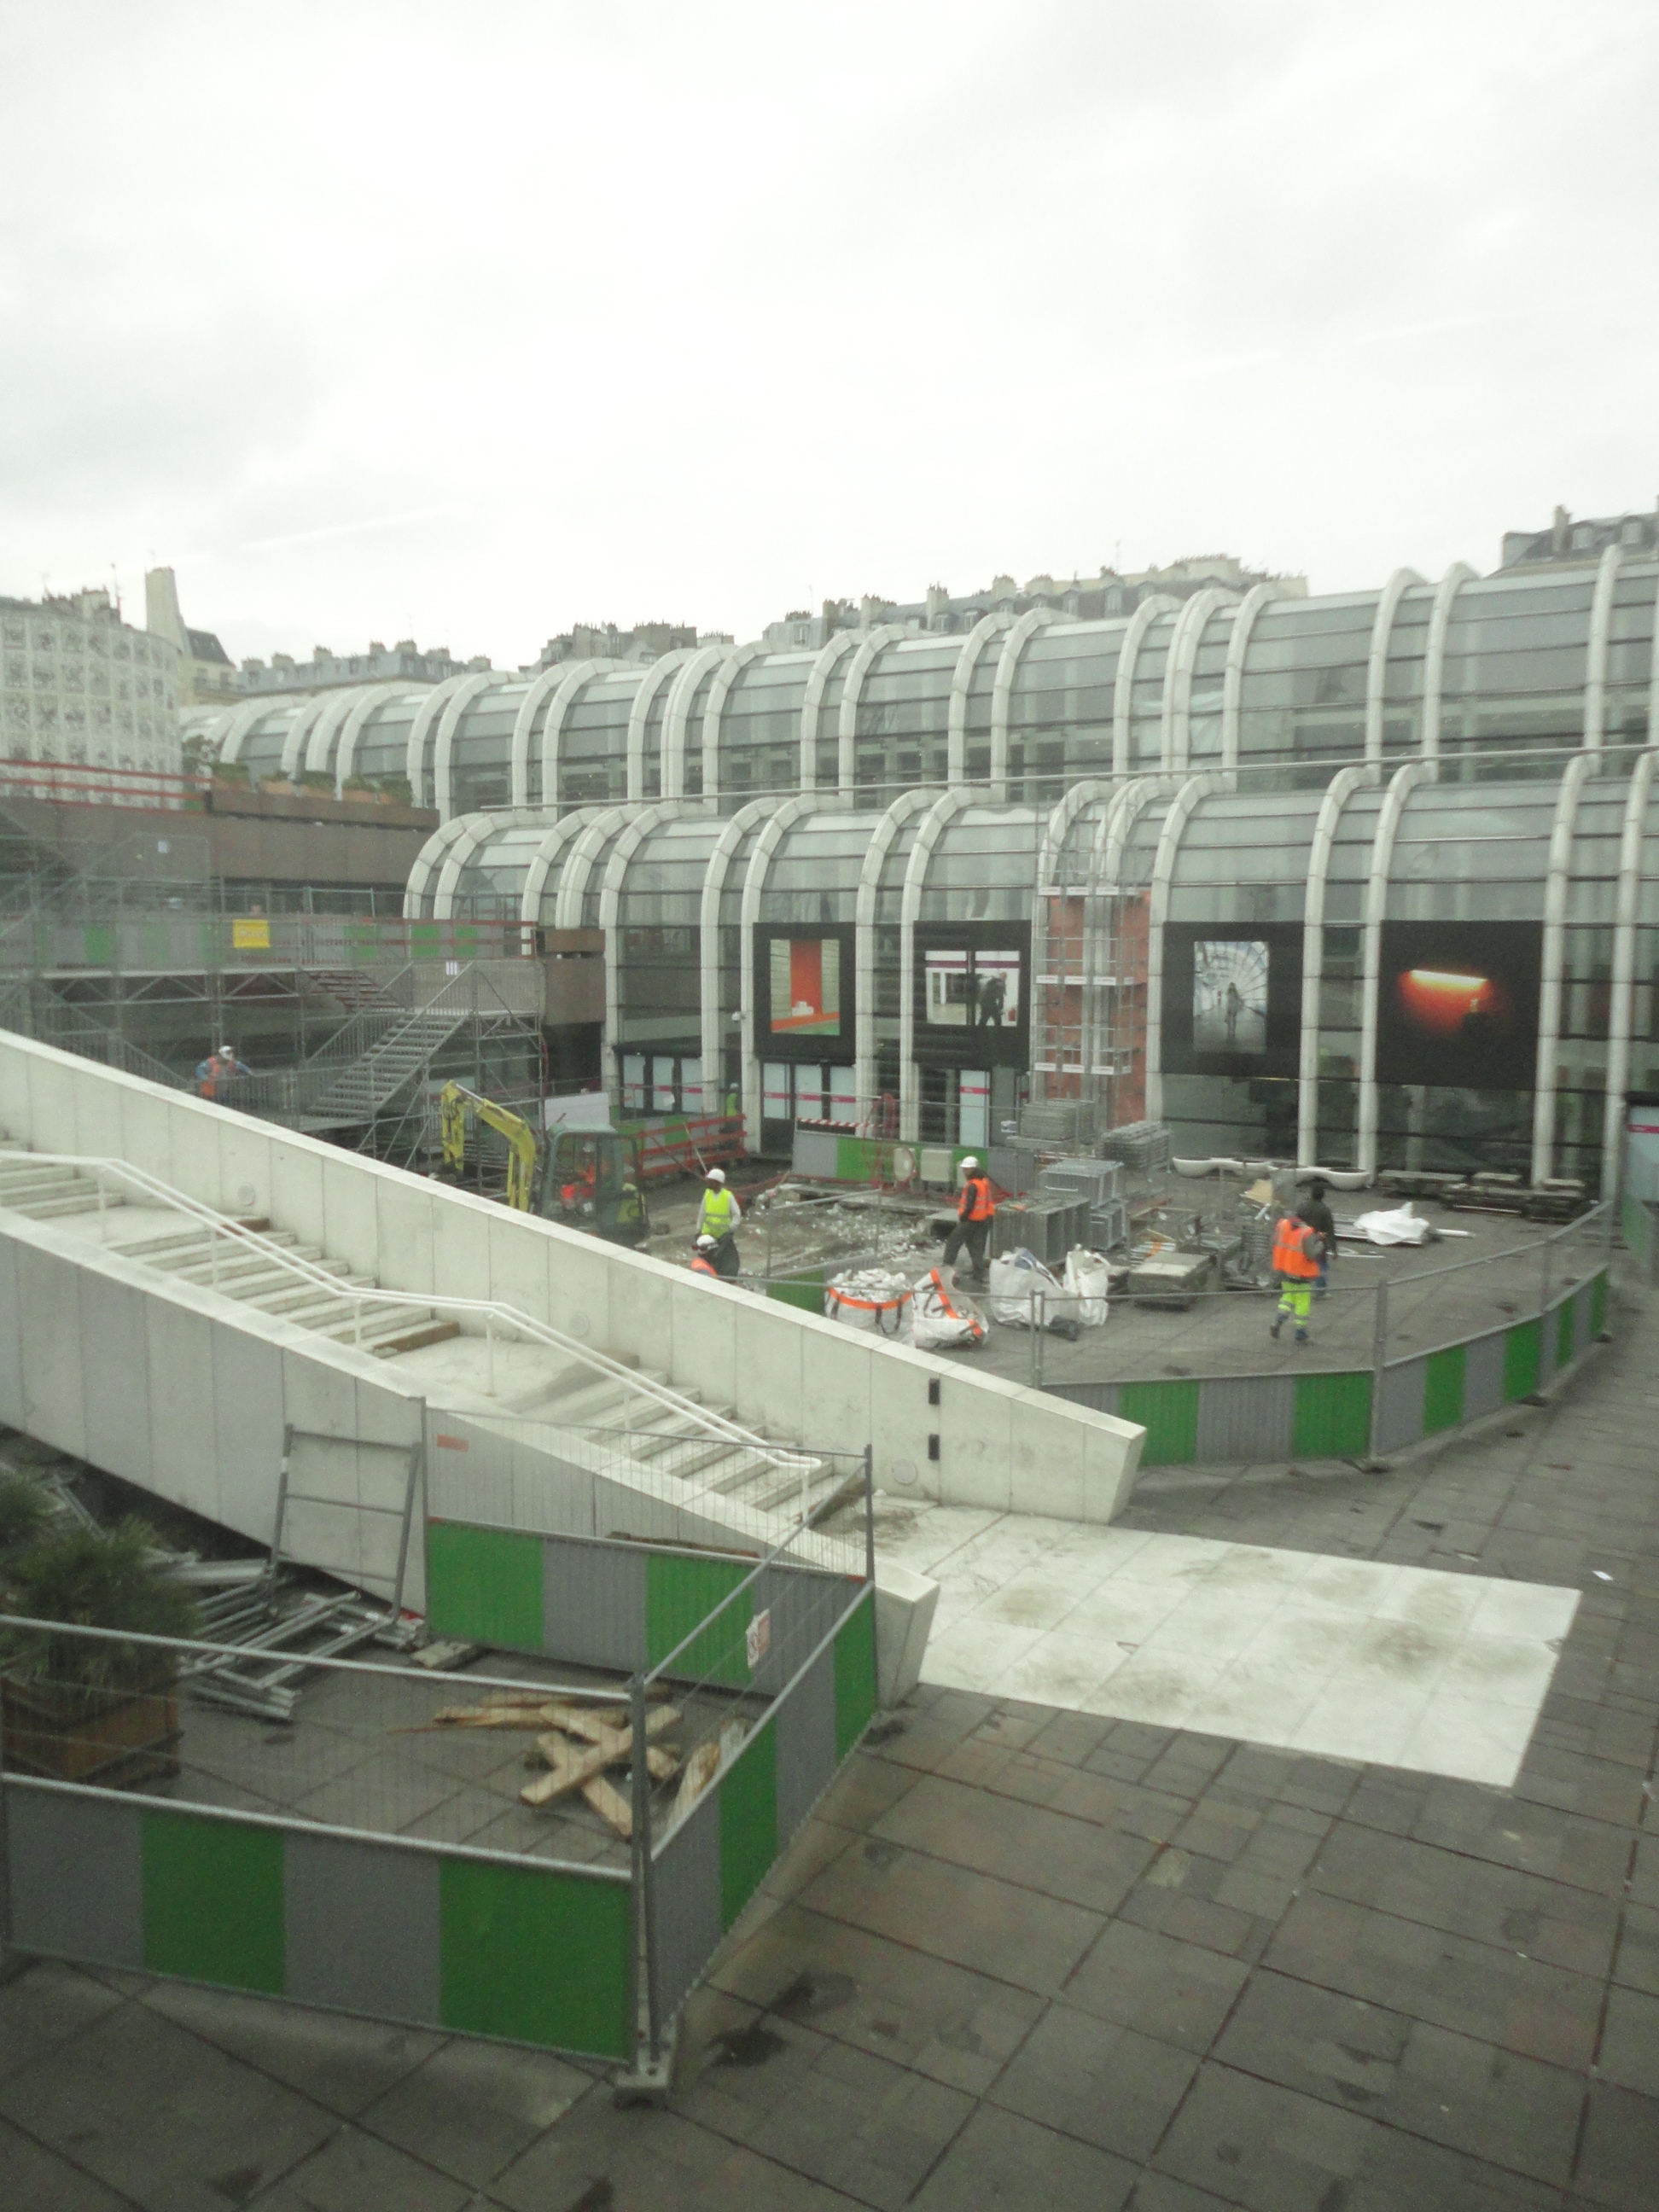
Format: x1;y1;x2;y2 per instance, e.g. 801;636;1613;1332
0;1033;1146;1525
0;1206;428;1608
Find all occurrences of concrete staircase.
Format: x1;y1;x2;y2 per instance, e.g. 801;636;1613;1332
0;1141;861;1533
500;1361;864;1527
0;1149;459;1359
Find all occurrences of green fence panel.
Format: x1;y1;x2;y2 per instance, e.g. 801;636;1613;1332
647;1551;751;1686
1591;1268;1608;1336
768;1268;825;1316
1422;1344;1467;1436
1119;1379;1200;1466
834;1136;874;1182
1291;1371;1371;1460
833;1595;877;1760
1502;1317;1540;1401
719;1720;778;1932
426;1522;544;1649
438;1858;632;2059
142;1810;284;1994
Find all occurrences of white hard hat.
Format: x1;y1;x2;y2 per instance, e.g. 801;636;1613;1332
960;1156;981;1172
219;1044;236;1056
695;1233;717;1249
706;1167;725;1184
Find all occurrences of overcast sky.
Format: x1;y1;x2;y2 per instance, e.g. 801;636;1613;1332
2;2;1656;669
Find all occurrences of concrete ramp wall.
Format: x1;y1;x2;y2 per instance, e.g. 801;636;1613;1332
0;1034;1146;1523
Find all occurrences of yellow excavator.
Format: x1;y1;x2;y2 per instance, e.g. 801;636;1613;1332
438;1083;649;1246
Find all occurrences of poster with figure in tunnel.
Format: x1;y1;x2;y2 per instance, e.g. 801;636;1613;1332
1191;940;1269;1057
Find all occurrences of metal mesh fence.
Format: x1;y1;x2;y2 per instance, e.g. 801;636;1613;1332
0;1620;636;1872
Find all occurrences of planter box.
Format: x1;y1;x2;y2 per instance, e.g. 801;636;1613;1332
2;1670;180;1787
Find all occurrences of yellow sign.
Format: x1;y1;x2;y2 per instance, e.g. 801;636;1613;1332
231;918;271;950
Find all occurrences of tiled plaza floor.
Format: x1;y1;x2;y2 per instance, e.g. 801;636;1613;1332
3;1279;1656;2208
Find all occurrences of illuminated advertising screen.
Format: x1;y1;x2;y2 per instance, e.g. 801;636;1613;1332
769;937;841;1036
1191;939;1269;1057
1161;922;1301;1076
911;924;1031;1068
923;946;1022;1032
1376;921;1542;1089
756;926;855;1060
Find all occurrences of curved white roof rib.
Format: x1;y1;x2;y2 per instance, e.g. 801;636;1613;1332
946;613;1012;786
988;607;1060;798
835;626;906;797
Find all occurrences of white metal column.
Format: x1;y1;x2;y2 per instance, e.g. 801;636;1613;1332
1601;748;1659;1197
1357;760;1434;1173
1531;751;1595;1182
1296;764;1377;1167
1144;774;1228;1126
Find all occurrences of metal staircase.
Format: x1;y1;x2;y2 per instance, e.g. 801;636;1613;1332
308;1000;474;1123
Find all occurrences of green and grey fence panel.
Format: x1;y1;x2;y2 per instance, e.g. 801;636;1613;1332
1047;1266;1610;1466
3;1783;634;2061
426;1520;862;1694
649;1586;876;2027
1045;1371;1373;1467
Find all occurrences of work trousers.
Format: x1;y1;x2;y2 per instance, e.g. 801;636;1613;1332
941;1217;990;1278
1275;1279;1313;1336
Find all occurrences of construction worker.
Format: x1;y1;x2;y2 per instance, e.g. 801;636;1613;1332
1301;1176;1337;1298
690;1234;721;1279
1270;1205;1324;1344
195;1044;247;1103
940;1156;996;1284
697;1167;742;1241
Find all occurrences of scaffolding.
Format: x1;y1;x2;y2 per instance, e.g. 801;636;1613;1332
1029;870;1148;1136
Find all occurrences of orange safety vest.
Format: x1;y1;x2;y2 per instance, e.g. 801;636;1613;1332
690;1254;718;1278
1272;1214;1322;1280
959;1173;995;1224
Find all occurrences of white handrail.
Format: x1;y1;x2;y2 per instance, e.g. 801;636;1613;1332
5;1150;803;1469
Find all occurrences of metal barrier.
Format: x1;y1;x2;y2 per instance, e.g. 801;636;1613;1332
1041;1205;1615;1467
0;1443;881;2072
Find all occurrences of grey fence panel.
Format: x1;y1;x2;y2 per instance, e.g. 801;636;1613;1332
1194;1375;1295;1464
773;1639;838;1845
1376;1356;1428;1455
6;1784;143;1968
1462;1330;1507;1424
649;1787;723;2029
747;1563;849;1700
544;1539;649;1673
283;1829;441;2024
1041;1380;1121;1417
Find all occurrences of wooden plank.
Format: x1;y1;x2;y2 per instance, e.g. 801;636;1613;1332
673;1738;720;1815
519;1705;679;1807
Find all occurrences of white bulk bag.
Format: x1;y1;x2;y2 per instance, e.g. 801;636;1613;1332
909;1267;987;1350
987;1247;1063;1328
825;1266;912;1336
1062;1246;1110;1326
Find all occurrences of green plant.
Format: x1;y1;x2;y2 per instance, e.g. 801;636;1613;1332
1;1521;198;1690
211;759;251;787
0;1470;51;1552
300;769;335;791
376;773;413;803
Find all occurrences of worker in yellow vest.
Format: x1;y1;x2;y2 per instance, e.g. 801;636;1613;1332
697;1167;742;1241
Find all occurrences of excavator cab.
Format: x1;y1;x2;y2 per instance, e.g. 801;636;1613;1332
538;1127;649;1248
438;1084;649;1248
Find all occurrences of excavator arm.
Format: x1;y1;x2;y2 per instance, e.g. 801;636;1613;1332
437;1081;538;1210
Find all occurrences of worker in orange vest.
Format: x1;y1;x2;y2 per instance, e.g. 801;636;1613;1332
1269;1206;1325;1345
940;1156;996;1284
690;1236;720;1279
